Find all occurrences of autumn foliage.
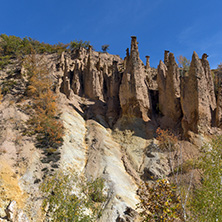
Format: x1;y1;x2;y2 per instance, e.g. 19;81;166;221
156;128;177;151
137;179;183;221
24;53;63;148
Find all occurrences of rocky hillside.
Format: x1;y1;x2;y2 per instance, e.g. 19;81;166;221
0;36;221;221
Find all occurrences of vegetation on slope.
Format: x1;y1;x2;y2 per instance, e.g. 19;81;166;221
0;34;91;70
1;34;222;221
23;53;64;149
189;136;222;221
41;170;106;221
137;179;183;221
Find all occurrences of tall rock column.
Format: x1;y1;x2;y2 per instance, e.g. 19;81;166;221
157;52;182;128
145;56;150;69
201;53;216;110
106;61;121;126
119;36;151;121
181;52;216;136
216;85;222;128
59;52;72;98
83;46;104;100
164;50;169;66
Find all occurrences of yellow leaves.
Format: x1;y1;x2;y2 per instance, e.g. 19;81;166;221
27;85;37;96
24;53;64;148
156;128;177;151
137;179;182;221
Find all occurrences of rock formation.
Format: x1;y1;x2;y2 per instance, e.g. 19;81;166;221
1;35;222;221
181;51;216;136
119;36;151;121
157;52;182;128
106;60;122;126
83;46;104;100
157;60;167;112
201;53;216;111
164;50;169;67
216;85;222;128
58;46;122;102
145;56;150;69
57;38;219;135
5;201;29;222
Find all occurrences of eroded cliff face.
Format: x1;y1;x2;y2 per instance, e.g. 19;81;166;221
119;37;151;122
216;85;222;128
181;52;217;136
157;52;181;128
0;36;221;222
157;50;218;137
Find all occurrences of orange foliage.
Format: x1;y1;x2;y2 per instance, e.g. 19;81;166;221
156;128;177;151
24;53;63;148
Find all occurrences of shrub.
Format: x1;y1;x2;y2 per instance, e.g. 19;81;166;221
156;128;177;151
85;178;106;203
177;55;190;77
189;136;222;221
0;55;11;70
173;158;199;175
0;34;68;57
70;40;91;50
1;79;17;95
41;170;106;221
23;53;64;148
137;179;183;221
101;44;109;53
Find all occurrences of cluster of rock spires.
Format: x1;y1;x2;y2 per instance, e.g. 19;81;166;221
158;50;218;136
1;36;222;222
57;36;222;137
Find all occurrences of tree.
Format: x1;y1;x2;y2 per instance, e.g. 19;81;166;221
156;128;195;221
177;55;190;76
0;34;68;57
69;40;91;50
23;53;64;148
177;55;190;69
189;136;222;221
101;44;109;53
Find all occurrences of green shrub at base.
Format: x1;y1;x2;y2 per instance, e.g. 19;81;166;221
41;170;106;222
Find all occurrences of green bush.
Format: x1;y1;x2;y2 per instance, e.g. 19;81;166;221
70;40;91;50
173;158;199;174
0;34;68;57
0;55;11;70
101;44;109;53
41;170;106;221
0;34;92;59
1;79;17;95
189;136;222;221
85;177;106;203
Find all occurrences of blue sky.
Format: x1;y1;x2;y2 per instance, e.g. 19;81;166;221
1;0;222;68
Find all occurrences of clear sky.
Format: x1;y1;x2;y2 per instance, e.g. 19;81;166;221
1;0;222;68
